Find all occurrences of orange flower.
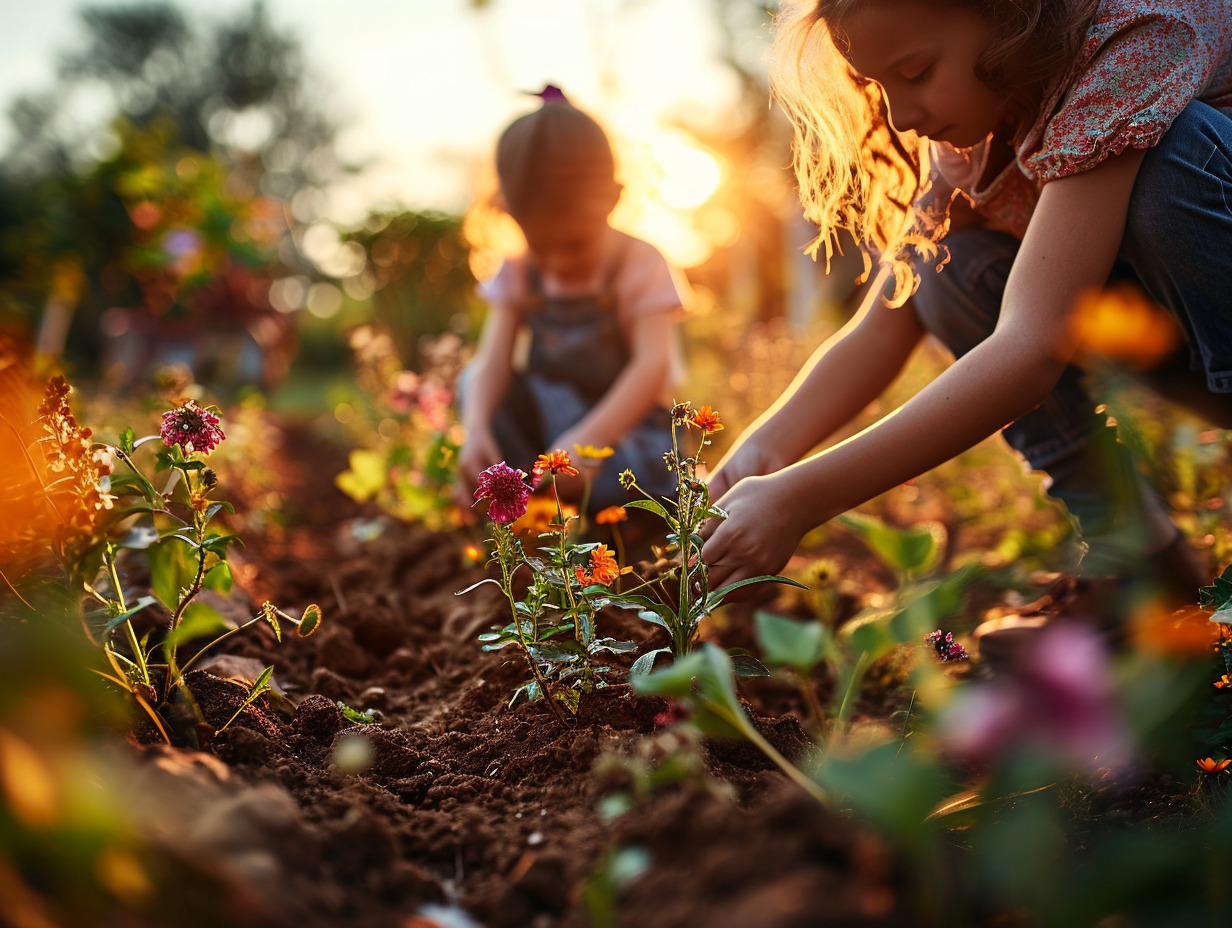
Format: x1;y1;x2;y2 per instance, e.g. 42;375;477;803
533;449;579;480
690;405;723;432
575;544;623;586
1197;757;1231;774
464;544;485;563
594;505;628;525
1215;674;1231;690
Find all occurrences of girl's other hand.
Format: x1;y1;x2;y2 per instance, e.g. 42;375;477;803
454;428;504;523
700;472;809;592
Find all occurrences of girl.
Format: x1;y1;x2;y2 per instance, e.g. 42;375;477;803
702;0;1231;621
455;88;686;517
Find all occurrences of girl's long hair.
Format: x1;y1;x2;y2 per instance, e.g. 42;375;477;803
771;0;1096;306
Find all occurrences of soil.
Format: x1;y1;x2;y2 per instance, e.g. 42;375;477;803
107;416;1196;928
100;416;920;928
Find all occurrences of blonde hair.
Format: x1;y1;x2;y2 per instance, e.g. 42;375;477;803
771;0;1096;306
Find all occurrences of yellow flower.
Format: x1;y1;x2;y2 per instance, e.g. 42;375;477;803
573;443;615;461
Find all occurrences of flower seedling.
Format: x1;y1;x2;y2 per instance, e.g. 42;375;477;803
610;402;806;674
34;379;321;743
463;453;636;716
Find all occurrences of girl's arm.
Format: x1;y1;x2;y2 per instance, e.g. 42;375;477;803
702;148;1147;588
454;301;520;512
547;308;675;453
707;265;925;501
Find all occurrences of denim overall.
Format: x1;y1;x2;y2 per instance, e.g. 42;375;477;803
482;242;676;513
912;101;1232;573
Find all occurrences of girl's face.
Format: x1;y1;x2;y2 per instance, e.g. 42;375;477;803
838;0;1007;148
517;198;614;289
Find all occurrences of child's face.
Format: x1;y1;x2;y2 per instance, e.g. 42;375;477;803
517;201;613;288
838;0;1007;149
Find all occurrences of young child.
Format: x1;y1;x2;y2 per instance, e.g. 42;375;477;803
702;0;1231;625
455;88;686;518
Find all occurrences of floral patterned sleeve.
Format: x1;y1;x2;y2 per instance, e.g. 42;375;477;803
1020;0;1232;183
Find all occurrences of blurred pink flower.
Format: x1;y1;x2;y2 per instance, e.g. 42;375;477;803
939;622;1132;774
474;462;531;524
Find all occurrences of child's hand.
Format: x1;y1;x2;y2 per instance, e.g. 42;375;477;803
700;472;809;592
454;428;504;523
706;441;782;504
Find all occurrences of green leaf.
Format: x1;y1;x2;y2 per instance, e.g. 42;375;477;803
205;501;236;520
837;512;943;577
250;665;275;696
1199;566;1232;609
203;561;233;594
731;653;771;679
754;611;827;674
629;647;671;680
101;595;160;636
705;574;808;611
164;601;232;649
172;460;206;474
119;427;136;455
554;688;582;714
147;538;197;611
624;498;673;525
298;604;322;637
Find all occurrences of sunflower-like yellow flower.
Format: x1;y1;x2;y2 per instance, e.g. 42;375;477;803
573;443;615;461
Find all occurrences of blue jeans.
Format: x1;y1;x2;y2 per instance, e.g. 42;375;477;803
913;101;1232;568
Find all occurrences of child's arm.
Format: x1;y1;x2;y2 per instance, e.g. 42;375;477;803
707;265;924;501
546;308;675;454
702;149;1147;589
454;301;520;514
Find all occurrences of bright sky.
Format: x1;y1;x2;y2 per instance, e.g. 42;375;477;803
0;0;753;223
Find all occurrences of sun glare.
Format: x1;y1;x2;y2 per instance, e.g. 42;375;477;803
647;137;723;210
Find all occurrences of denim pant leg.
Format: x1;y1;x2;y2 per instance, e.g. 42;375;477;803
912;227;1165;571
1120;100;1232;395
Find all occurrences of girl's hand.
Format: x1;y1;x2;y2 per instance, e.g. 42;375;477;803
700;472;812;592
705;440;783;503
454;427;504;522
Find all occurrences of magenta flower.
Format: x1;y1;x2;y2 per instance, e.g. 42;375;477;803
925;629;969;662
473;462;531;524
160;400;226;455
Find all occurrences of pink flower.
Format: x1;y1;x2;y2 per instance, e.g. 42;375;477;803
474;462;531;524
938;622;1131;775
160;400;225;455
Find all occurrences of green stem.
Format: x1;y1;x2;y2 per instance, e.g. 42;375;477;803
835;652;874;733
552;476;583;645
496;525;564;724
715;702;829;806
105;544;150;686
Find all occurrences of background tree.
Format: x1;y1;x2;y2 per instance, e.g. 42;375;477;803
0;1;343;383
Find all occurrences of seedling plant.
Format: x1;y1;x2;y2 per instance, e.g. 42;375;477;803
31;377;321;743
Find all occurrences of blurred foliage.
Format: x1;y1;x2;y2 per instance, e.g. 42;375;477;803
0;1;341;389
